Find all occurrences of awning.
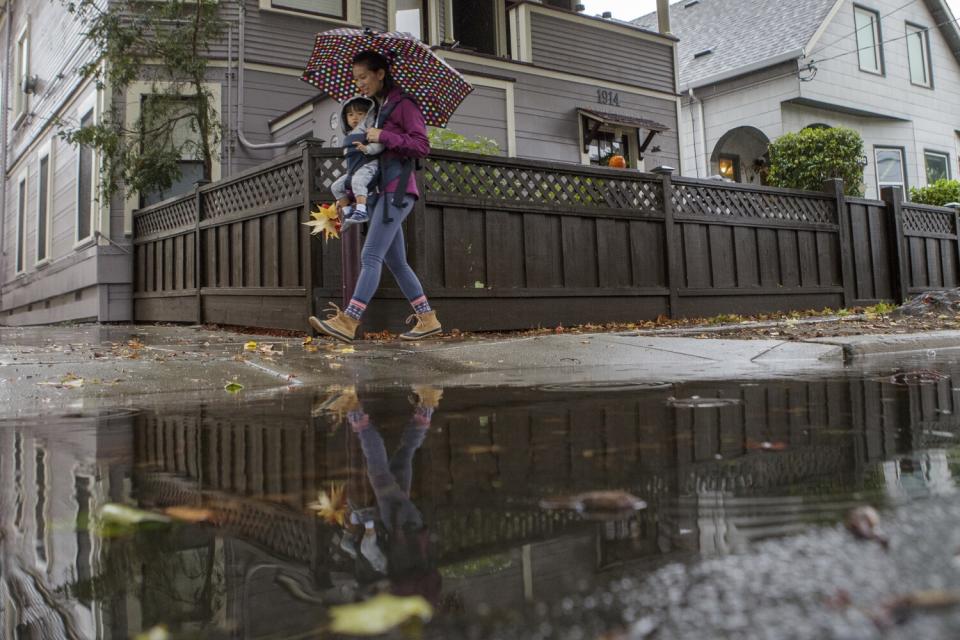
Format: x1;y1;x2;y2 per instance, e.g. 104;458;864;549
578;108;670;133
578;108;670;155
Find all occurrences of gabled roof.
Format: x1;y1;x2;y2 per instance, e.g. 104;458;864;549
633;0;960;91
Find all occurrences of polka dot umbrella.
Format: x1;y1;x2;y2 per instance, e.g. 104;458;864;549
302;28;473;128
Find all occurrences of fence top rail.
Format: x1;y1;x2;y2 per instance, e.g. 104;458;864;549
902;202;959;215
672;175;834;200
423;148;663;183
846;196;886;207
199;150;303;197
132;191;197;220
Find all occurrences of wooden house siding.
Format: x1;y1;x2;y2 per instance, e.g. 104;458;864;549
529;12;676;96
445;83;510;154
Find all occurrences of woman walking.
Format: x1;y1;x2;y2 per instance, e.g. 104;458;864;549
309;50;440;343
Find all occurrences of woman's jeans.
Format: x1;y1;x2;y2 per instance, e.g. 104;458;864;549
351;194;425;305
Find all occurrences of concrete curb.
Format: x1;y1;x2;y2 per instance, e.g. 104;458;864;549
805;330;960;360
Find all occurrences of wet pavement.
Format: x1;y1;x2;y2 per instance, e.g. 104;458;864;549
5;355;960;638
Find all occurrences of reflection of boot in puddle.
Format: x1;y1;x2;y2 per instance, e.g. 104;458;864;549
360;521;388;574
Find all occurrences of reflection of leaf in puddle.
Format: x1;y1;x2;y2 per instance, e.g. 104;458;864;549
329;593;432;636
441;552;513;579
134;625;171;640
164;506;216;524
96;503;172;538
464;444;501;455
224;381;244;394
308;484;348;526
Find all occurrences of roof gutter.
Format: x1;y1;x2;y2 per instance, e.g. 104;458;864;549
681;48;805;92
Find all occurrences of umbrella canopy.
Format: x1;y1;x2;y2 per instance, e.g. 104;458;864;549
302;28;473;128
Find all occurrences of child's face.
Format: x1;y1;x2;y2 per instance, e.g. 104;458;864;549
346;107;367;129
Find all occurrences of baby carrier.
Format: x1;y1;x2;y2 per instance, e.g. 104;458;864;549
366;92;420;223
341;95;379;192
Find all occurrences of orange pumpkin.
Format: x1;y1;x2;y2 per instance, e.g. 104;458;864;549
608;154;627;169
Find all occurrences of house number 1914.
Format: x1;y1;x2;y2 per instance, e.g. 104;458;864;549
596;89;621;106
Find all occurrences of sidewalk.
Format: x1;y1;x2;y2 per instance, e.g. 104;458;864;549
2;322;959;419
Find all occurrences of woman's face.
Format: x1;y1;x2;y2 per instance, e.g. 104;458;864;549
353;64;385;97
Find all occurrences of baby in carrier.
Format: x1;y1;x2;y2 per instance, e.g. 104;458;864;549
331;96;384;228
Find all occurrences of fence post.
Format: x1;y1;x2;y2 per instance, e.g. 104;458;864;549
881;186;910;303
194;180;209;325
824;179;854;308
653;166;680;318
301;141;317;323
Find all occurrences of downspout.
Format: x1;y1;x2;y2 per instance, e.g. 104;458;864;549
0;4;11;314
687;89;699;178
688;88;707;178
236;0;294;150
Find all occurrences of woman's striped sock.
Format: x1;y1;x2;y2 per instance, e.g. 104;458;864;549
345;299;366;320
411;295;431;314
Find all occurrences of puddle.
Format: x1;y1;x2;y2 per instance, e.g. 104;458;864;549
4;372;960;638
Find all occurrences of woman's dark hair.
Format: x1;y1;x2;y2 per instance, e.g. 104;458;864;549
352;50;395;96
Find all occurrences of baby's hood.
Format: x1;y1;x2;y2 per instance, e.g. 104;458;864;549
340;96;378;134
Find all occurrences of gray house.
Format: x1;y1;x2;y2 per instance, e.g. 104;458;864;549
0;0;680;326
635;0;960;198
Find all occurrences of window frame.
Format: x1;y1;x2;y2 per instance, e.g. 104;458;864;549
258;0;360;25
874;146;908;196
453;0;508;57
924;150;951;183
15;172;28;275
75;99;97;247
905;22;934;89
35;140;53;267
853;5;885;76
14;21;30;125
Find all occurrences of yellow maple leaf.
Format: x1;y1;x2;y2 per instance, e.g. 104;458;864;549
308;483;348;526
243;341;257;351
303;203;341;242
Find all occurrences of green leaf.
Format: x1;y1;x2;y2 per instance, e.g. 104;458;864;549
224;381;244;394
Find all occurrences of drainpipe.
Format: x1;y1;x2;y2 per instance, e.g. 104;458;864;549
657;0;671;35
236;0;295;150
0;4;11;314
688;88;707;178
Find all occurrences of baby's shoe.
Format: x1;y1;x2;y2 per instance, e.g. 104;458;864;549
341;207;370;230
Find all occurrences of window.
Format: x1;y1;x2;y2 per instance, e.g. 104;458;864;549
75;476;93;603
77;110;95;242
14;23;29;121
268;0;345;19
586;127;631;167
925;151;950;183
35;448;47;565
16;177;27;273
392;0;427;40
139;95;206;208
451;0;504;56
875;147;906;194
906;23;932;87
854;6;883;74
37;146;52;264
718;154;741;181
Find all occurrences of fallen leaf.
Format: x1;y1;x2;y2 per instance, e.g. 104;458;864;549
338;346;356;354
845;505;888;548
244;341;258;351
746;439;787;451
465;444;501;455
329;593;433;636
258;343;280;355
134;626;171;640
308;484;348;526
872;590;960;628
302;336;313;346
304;344;320;353
540;490;647;517
224;381;244;394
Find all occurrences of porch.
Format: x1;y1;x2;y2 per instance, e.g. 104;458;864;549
132;140;959;333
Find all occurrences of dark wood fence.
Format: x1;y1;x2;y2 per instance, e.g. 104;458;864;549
132;141;959;333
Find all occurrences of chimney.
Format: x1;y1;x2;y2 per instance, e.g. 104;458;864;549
657;0;671;34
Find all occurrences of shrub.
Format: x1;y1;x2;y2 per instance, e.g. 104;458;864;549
428;127;501;156
910;179;960;206
767;126;865;196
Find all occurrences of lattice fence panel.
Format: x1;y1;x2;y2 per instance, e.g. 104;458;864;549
203;160;304;220
133;196;197;239
422;157;663;213
902;206;956;236
673;182;836;225
313;156;345;194
141;474;314;563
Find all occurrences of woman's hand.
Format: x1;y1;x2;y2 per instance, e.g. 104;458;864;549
365;128;383;143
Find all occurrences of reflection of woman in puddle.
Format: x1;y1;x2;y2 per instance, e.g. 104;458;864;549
340;386;443;603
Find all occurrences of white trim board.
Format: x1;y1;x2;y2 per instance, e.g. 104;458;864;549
34;139;53;267
257;0;361;25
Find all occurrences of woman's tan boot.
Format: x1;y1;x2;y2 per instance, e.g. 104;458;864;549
401;310;442;340
309;303;360;344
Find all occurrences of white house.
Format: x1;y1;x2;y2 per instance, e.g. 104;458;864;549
635;0;960;199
